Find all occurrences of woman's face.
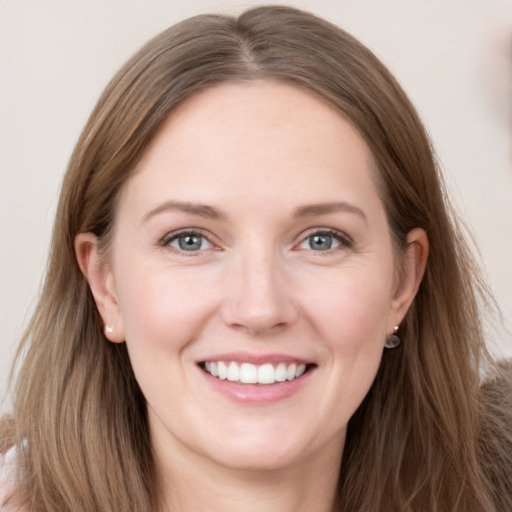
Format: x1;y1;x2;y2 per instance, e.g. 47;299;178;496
94;81;416;472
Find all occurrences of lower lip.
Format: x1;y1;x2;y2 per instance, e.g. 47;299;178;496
199;367;314;404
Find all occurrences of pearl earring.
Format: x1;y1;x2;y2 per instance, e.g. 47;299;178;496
105;325;114;334
385;325;400;349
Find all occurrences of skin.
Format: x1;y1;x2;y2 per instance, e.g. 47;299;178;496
76;81;428;512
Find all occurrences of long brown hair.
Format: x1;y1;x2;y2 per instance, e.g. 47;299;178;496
3;6;511;511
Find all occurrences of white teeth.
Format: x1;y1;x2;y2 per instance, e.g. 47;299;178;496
275;363;287;382
258;363;275;384
203;361;310;384
286;363;297;381
240;363;258;383
217;361;228;380
227;362;240;381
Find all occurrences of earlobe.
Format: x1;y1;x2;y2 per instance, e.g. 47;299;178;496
389;228;429;327
74;233;125;343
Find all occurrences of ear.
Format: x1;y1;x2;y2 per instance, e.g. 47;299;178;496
75;233;125;343
388;228;429;330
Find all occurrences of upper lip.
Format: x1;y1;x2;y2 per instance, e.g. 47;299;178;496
197;352;314;365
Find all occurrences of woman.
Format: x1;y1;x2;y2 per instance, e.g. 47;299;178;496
1;5;511;512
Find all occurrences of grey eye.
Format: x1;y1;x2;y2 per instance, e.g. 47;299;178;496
299;233;341;251
309;234;333;250
170;234;211;251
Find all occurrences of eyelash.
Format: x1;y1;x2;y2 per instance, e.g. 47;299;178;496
159;227;353;254
159;228;216;254
298;229;353;252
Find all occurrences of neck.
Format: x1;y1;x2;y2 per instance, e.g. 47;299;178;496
154;432;344;512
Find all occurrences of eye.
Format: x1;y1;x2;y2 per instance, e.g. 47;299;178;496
297;230;352;252
300;233;339;251
164;231;214;252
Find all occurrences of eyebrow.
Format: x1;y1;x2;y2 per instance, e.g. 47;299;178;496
293;202;367;223
142;200;223;223
141;199;367;224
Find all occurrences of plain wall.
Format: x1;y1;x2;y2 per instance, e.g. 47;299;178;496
1;0;511;412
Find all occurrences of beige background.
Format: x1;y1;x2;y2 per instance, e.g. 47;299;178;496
1;0;511;412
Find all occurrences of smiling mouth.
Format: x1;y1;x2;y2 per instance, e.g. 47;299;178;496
199;361;316;385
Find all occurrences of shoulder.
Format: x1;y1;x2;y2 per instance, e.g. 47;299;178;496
478;360;512;508
479;360;512;439
0;445;17;497
0;447;27;512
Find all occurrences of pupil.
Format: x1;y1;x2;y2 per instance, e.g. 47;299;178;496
179;235;201;250
311;234;332;250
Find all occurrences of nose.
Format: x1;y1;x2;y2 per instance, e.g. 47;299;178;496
221;246;298;335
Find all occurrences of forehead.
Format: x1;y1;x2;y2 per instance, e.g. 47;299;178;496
122;80;381;215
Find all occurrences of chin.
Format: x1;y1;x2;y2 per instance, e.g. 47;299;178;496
212;445;304;472
199;426;320;472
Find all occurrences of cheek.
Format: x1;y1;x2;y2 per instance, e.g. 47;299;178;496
114;258;221;353
288;266;393;440
299;265;394;351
